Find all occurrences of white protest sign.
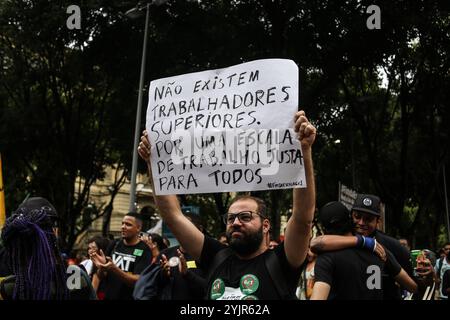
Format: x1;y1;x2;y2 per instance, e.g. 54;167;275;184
146;58;305;195
339;182;358;210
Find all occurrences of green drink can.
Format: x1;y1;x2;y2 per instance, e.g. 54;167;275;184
410;249;421;269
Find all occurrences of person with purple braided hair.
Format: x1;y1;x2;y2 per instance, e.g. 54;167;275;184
0;198;69;300
0;197;96;300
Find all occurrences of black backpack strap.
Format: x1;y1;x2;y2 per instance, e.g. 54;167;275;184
264;250;297;300
207;248;234;280
206;248;234;298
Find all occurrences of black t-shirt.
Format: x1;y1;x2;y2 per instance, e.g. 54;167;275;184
69;265;97;300
0;265;96;300
373;230;414;300
200;236;302;300
158;245;206;300
103;240;152;300
384;249;403;277
315;248;390;300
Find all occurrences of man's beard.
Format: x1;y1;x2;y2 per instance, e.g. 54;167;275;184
226;225;263;256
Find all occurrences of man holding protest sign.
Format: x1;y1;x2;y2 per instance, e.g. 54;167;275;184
138;108;316;299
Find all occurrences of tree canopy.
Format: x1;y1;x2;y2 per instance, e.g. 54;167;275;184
1;0;449;251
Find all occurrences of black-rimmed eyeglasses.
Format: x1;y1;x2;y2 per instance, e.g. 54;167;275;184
222;211;266;225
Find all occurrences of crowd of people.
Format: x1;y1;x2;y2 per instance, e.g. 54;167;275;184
0;111;449;300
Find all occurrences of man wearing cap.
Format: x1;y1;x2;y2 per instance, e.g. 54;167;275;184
352;194;415;299
311;194;415;300
91;212;152;300
310;201;417;300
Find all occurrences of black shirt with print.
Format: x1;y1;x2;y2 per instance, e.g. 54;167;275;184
200;236;302;300
314;248;401;300
315;248;384;300
103;240;152;300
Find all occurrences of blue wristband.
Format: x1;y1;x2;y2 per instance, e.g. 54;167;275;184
362;236;376;251
356;235;376;252
356;234;364;248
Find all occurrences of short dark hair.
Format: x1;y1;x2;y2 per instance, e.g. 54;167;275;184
229;195;268;219
148;233;167;251
125;212;143;229
126;212;143;222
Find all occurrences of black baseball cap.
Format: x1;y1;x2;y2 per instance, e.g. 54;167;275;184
15;197;59;224
318;201;351;230
351;194;381;217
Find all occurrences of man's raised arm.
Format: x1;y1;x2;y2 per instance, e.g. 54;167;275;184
284;111;316;268
310;235;387;261
138;130;204;260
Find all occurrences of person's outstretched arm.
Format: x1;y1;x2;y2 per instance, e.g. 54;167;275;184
284;111;316;269
91;250;139;287
310;235;358;253
138;130;204;260
383;250;417;293
310;235;387;261
395;269;418;293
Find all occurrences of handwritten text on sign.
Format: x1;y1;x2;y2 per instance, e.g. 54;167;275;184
146;59;305;195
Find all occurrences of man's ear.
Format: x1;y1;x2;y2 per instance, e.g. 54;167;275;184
376;217;384;232
263;219;270;233
134;217;143;232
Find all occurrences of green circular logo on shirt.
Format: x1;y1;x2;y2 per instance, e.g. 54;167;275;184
242;295;259;300
210;278;225;300
240;274;259;295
